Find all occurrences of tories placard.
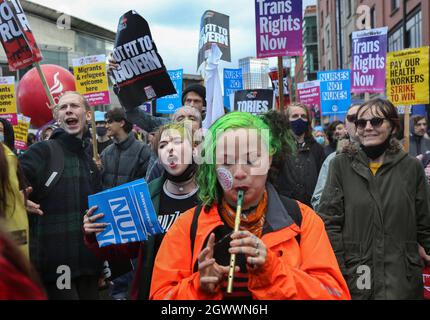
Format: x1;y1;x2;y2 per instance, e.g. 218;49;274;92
0;76;17;125
255;0;303;58
111;10;175;110
318;70;351;116
0;0;43;71
351;27;387;94
223;68;243;110
197;10;230;69
156;69;183;114
233;89;274;115
88;178;163;248
73;55;110;106
386;46;429;106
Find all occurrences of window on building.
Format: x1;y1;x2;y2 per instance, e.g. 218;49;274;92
389;27;403;51
371;6;376;28
347;0;352;18
75;33;113;57
326;26;330;48
406;10;422;48
391;0;400;13
348;33;352;57
326;0;329;16
41;50;69;69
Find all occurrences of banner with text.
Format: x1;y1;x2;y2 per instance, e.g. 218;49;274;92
351;27;387;94
318;70;351;116
73;55;110;106
13;114;30;151
297;80;321;121
0;0;43;71
386;46;429;106
197;10;230;70
223;68;243;110
88;178;164;248
111;10;175;110
0;76;17;125
233;89;274;115
255;0;303;58
156;69;183;114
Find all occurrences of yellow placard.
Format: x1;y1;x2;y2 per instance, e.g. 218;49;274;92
14;114;31;150
386;46;429;106
0;77;16;115
73;61;109;95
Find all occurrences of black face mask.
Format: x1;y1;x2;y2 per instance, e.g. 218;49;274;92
360;137;391;160
96;127;108;137
165;161;198;183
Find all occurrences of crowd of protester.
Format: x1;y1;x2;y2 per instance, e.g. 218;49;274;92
1;77;430;301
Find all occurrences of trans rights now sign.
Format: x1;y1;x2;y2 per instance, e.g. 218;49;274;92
255;0;302;58
351;27;387;94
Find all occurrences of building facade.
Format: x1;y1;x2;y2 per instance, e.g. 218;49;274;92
317;0;430;71
0;0;119;110
302;5;319;82
239;57;271;90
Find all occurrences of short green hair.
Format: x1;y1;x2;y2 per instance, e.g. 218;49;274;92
196;112;279;209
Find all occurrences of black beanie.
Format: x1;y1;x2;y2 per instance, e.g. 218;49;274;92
182;84;206;106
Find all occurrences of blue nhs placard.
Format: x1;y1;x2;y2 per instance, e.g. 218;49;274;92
318;70;351;116
224;68;243;110
157;69;183;114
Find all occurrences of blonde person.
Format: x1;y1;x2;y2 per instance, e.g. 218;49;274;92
84;123;199;299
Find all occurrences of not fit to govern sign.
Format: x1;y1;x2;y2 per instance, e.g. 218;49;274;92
255;0;302;58
73;55;110;106
318;70;351;116
386;46;429;106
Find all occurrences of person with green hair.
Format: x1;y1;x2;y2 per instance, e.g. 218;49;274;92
150;112;350;300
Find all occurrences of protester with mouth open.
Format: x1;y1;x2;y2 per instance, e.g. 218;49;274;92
19;91;103;299
149;112;350;300
83;122;200;299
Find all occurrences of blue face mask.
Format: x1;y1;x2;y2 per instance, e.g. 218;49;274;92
290;118;309;136
315;136;325;145
0;133;4;143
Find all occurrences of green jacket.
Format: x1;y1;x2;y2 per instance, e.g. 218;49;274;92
318;140;430;299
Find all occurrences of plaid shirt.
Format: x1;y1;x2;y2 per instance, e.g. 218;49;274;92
20;129;102;283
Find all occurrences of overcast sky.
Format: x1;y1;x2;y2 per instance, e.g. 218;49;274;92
31;0;316;74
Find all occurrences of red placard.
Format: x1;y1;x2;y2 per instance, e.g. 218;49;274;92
0;0;43;71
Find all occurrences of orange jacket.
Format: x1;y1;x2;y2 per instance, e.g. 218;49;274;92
150;187;351;300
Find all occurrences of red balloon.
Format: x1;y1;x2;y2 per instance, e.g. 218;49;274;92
18;64;76;128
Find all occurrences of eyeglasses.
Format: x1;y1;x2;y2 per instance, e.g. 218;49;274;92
346;114;357;123
355;117;385;129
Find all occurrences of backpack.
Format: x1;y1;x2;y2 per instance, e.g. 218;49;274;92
190;195;302;271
